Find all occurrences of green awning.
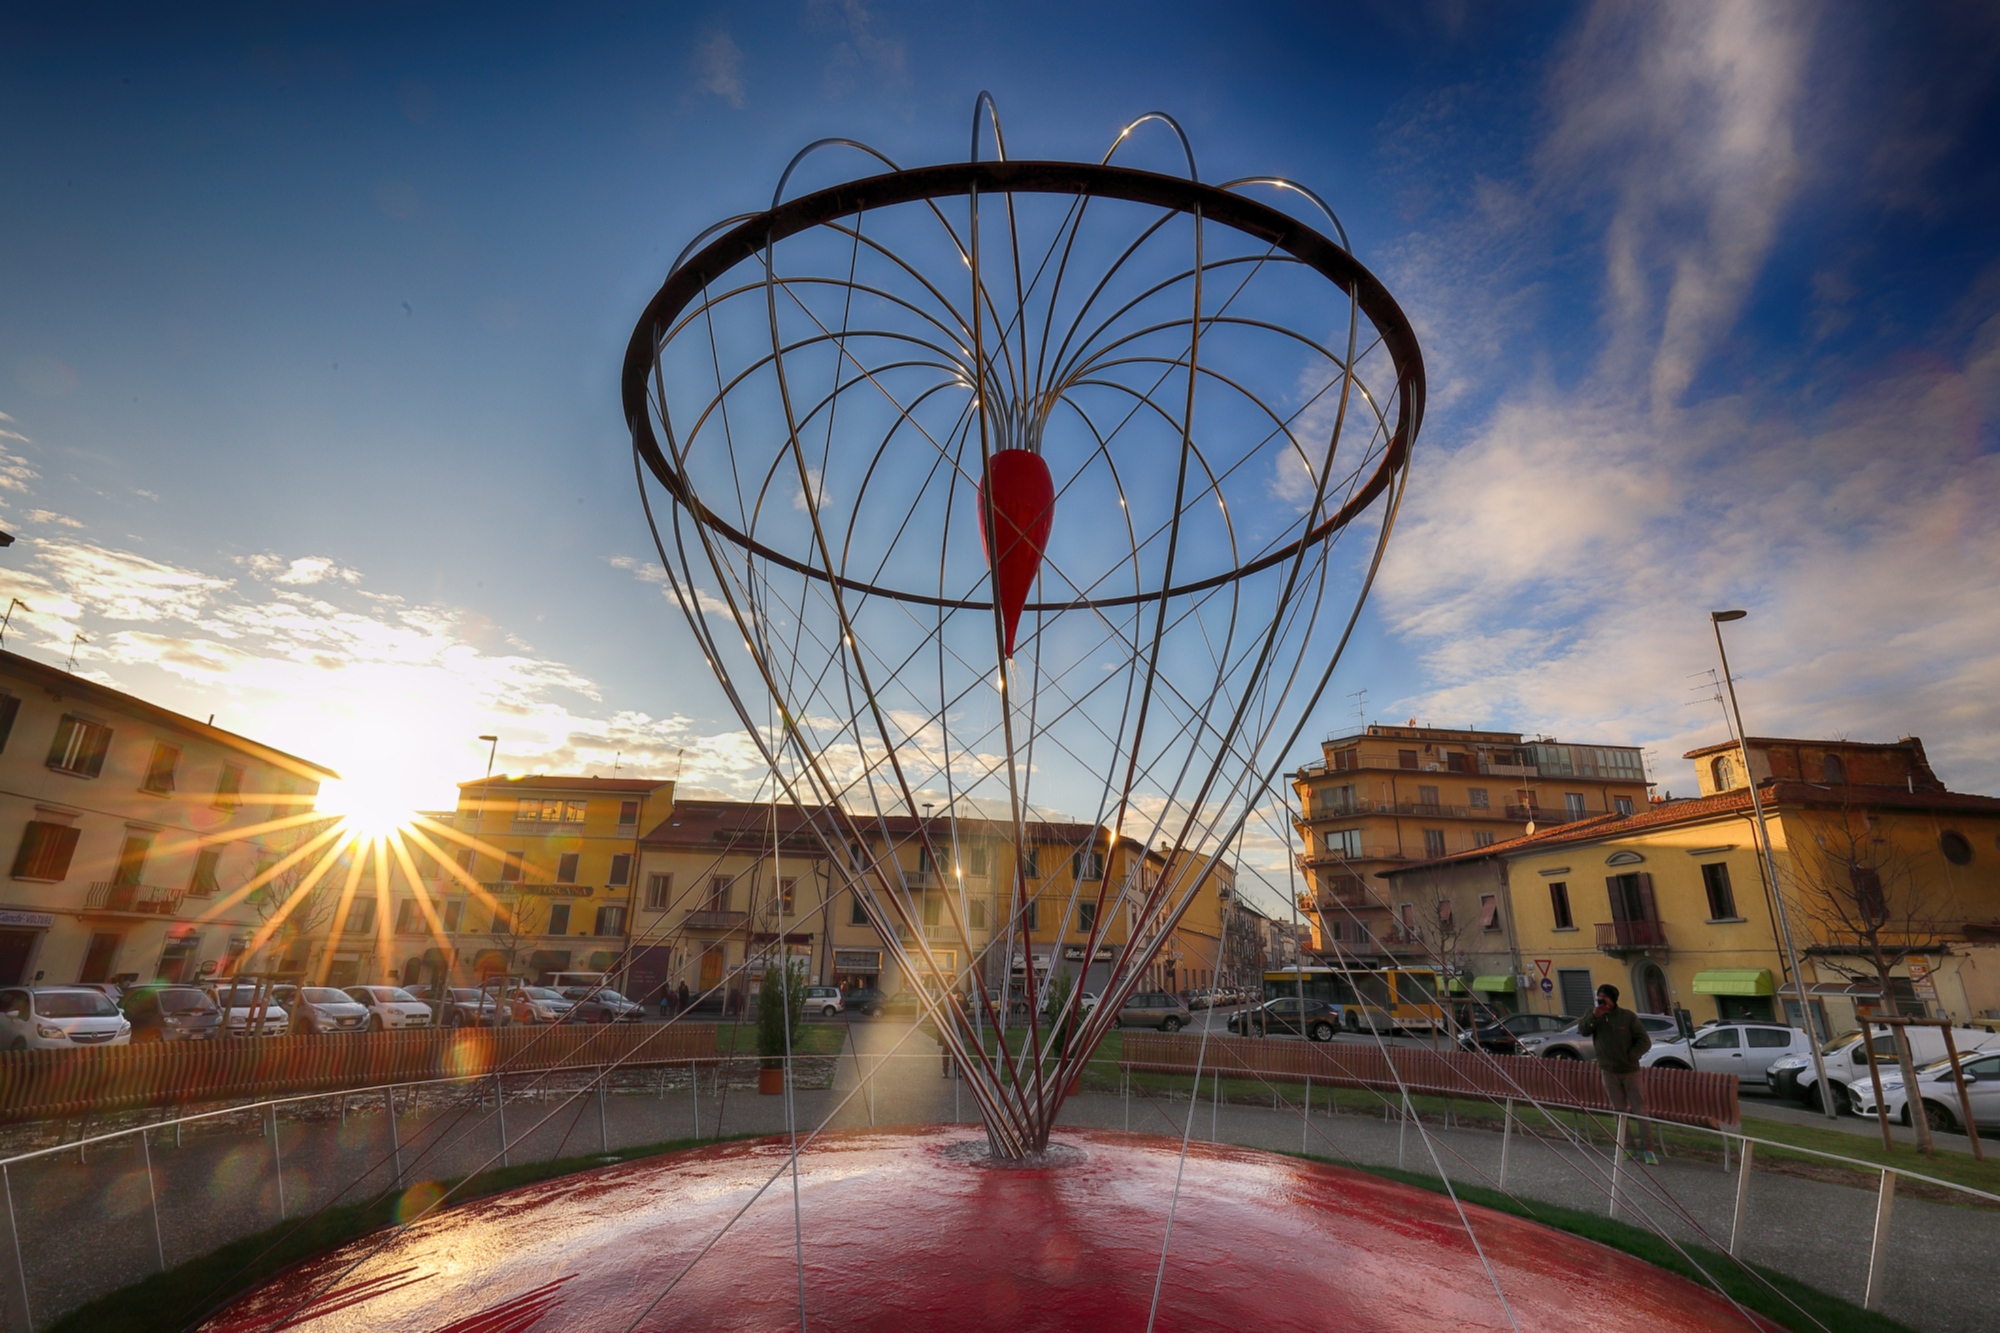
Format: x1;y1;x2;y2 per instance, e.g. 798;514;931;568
1471;975;1516;994
1692;969;1775;997
1445;977;1469;994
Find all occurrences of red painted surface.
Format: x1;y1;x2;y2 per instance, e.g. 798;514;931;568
199;1128;1775;1332
977;448;1054;658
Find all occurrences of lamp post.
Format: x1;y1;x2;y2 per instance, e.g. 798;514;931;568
460;735;499;987
1710;610;1836;1119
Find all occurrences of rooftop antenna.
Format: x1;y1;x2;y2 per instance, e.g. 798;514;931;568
0;598;28;648
65;632;87;673
613;750;622;776
1348;687;1367;725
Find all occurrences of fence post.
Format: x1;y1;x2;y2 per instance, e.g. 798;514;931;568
1211;1070;1219;1142
1302;1076;1311;1154
495;1073;510;1168
386;1086;403;1189
597;1069;610;1155
1609;1115;1627;1218
4;1165;31;1333
268;1103;285;1220
1397;1094;1409;1169
1498;1099;1513;1191
1864;1169;1896;1310
1728;1139;1754;1257
690;1062;699;1140
141;1129;166;1272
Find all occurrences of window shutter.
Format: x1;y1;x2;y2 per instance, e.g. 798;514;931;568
0;693;18;753
1637;872;1659;922
1605;876;1628;923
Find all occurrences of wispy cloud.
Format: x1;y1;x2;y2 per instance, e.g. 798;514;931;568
695;30;746;109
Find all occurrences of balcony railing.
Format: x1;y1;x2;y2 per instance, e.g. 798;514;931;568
85;882;184;915
1301;797;1510;822
1596;920;1668;953
684;909;748;931
1504;806;1591;825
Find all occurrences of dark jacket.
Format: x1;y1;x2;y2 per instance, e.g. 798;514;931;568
1578;1005;1651;1074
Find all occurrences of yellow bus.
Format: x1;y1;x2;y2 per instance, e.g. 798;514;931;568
1262;965;1447;1035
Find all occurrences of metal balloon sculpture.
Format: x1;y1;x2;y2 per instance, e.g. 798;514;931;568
622;96;1423;1158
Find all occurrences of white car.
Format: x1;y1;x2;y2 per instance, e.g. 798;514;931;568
509;985;575;1025
1768;1026;2000;1114
343;985;434;1031
804;985;843;1017
1642;1022;1812;1087
1851;1050;2000;1134
208;983;291;1037
1079;991;1101;1014
0;986;131;1050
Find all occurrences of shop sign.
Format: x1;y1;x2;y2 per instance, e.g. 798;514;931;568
510;884;595;897
834;950;881;971
1061;945;1115;962
0;911;54;929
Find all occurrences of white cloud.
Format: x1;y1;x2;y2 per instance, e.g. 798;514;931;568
238;552;362;586
24;509;81;529
695;30;746;109
608;555;733;618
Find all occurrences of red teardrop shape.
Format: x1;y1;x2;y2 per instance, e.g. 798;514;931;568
977;448;1055;659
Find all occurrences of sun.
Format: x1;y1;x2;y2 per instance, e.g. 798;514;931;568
314;776;418;838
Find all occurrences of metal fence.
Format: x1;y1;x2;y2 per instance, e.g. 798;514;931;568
0;1024;718;1124
1119;1032;1741;1128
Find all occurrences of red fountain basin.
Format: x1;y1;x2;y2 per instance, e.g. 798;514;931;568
201;1126;1769;1332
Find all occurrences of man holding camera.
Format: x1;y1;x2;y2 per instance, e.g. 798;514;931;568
1578;983;1658;1164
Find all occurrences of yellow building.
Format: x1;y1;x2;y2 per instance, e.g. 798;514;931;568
420;775;671;988
1293;725;1650;961
1381;736;2000;1033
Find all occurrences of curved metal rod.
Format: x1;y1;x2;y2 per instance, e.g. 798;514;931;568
1219;175;1351;252
773;137;904;211
1103;111;1198;181
970;90;1008;163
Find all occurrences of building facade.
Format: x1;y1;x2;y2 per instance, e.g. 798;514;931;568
0;650;336;987
1292;725;1651;961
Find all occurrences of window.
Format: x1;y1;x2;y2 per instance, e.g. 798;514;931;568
1435;900;1454;928
966;842;988;877
1316;784;1357;816
556;853;580;884
1323;828;1361;858
12;821;80;881
1072;850;1104;881
1852;865;1887;926
1398;749;1419;770
850;893;871;926
441;900;464;932
113;835;151;887
1711;755;1736;790
1399;903;1415;934
595;905;626;936
922;893;941;926
1822;754;1847;784
548;903;571;934
1332;748;1356;771
0;691;17;752
708;875;731;910
1467;787;1490;810
969;898;987;929
1940;831;1973;866
608;853;632;886
1693;1027;1740;1050
1549;881;1574;930
1472;831;1495;848
1746;1027;1792;1049
453;847;476;878
1021;848;1039;879
618;800;640;827
515;798;586;823
187;848;221;898
1480;895;1501;932
645;873;672;910
499;851;525;883
1422;829;1446;858
1417;785;1440;809
141;743;179;794
1701;863;1738;920
778;878;797;914
1564;793;1586;819
1024;900;1039;931
395;900;425;934
214;763;244;810
1614;797;1634;817
1079;902;1097;932
341;899;376;933
47;715;111;777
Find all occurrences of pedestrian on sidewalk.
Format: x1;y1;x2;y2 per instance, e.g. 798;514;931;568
677;980;691;1016
1579;983;1657;1164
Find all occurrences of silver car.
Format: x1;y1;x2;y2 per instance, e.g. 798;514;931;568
278;985;370;1035
0;986;131;1050
1642;1022;1810;1086
208;984;290;1037
1112;991;1190;1033
1527;1012;1681;1061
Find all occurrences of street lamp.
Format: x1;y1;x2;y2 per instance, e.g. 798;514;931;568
1709;610;1836;1119
459;735;501;987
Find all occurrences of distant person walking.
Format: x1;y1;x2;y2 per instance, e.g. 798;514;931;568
1578;983;1657;1164
677;980;691;1015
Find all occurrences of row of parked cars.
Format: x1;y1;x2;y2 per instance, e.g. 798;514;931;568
0;978;651;1049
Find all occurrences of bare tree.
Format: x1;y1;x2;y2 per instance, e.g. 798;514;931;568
246;824;343;974
1787;800;1956;1153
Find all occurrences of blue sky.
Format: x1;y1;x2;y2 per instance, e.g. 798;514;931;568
2;3;1996;908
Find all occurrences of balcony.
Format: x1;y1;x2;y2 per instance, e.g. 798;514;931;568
1504;806;1589;825
1595;920;1668;955
900;870;939;891
683;909;748;931
85;882;184;915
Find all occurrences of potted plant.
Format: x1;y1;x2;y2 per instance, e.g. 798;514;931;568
757;959;808;1095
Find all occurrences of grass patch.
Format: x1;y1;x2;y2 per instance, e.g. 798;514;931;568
713;1022;849;1057
1299;1155;1914;1333
45;1131;764;1333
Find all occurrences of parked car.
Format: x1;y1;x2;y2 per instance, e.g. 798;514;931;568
1768;1025;2000;1114
509;985;575;1025
559;986;645;1023
1188;989;1218;1010
119;985;222;1042
0;986;132;1049
411;985;510;1028
1079;991;1101;1015
1113;991;1191;1032
277;985;370;1035
207;983;290;1037
805;985;844;1017
343;985;433;1031
1527;1013;1681;1062
1642;1022;1811;1086
1228;997;1342;1041
1497;1013;1573;1043
1453;1006;1522;1055
843;986;887;1017
1851;1050;2000;1133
